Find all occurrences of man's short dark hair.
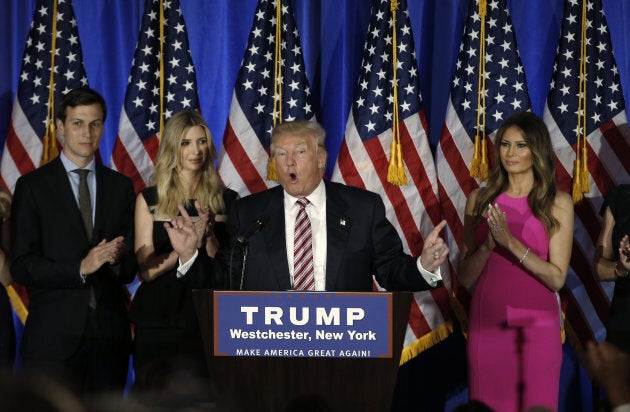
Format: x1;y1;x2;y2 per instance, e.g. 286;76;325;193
56;87;107;122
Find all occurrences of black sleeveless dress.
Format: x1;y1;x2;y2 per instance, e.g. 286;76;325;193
129;186;237;382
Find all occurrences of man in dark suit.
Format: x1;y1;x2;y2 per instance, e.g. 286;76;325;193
10;88;136;397
169;119;448;293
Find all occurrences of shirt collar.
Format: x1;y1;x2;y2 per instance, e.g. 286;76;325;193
283;179;326;210
60;152;96;174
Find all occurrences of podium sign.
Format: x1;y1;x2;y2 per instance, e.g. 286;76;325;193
193;290;412;411
213;291;393;358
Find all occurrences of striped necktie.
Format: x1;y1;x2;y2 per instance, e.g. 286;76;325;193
293;198;314;291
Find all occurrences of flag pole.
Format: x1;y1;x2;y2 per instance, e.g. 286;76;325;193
159;0;166;135
387;0;408;186
43;0;60;164
471;0;488;181
572;0;589;203
267;0;283;181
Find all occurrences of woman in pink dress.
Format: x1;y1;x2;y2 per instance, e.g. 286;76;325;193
458;112;574;412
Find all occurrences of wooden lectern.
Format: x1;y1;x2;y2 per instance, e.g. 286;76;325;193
193;290;412;412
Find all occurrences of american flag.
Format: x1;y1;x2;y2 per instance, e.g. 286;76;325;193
435;0;532;324
331;0;451;360
0;0;88;194
543;0;630;347
111;0;199;193
0;0;89;323
218;0;314;196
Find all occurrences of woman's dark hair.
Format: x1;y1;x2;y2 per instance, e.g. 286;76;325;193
473;111;559;235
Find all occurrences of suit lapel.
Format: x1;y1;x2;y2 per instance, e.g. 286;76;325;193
324;181;352;291
261;187;292;290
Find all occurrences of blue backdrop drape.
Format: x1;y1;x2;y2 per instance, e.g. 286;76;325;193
1;0;629;174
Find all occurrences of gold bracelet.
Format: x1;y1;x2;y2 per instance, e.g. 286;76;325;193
518;247;530;265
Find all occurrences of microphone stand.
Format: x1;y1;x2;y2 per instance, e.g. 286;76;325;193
228;244;236;290
230;218;263;290
239;241;249;290
227;241;247;290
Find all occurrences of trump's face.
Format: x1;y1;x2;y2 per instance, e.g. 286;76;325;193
272;133;326;198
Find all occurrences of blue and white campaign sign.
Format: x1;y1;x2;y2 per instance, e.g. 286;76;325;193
213;291;393;358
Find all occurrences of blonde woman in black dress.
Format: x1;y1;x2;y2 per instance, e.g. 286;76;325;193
129;110;237;397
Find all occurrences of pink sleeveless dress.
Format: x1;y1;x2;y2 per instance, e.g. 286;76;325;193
467;193;562;412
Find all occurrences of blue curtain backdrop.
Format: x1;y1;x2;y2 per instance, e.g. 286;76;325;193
1;1;630;410
1;0;629;171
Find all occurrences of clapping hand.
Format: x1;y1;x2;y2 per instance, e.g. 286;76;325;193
487;203;512;247
191;205;221;257
191;204;212;249
80;236;126;276
164;201;204;263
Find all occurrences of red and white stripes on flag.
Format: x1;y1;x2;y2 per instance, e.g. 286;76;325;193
111;0;199;193
543;0;630;346
218;0;314;196
435;0;532;324
332;0;451;361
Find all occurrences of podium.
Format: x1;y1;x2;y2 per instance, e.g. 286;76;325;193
193;290;412;411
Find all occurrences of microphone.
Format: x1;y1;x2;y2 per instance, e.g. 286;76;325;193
232;218;264;290
236;218;265;245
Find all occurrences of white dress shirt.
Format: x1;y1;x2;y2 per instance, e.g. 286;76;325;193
284;181;327;290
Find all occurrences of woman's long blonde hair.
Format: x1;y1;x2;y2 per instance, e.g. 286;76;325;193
152;110;225;217
473;111;559;235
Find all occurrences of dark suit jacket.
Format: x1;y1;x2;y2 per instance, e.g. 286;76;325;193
185;180;438;292
10;157;136;361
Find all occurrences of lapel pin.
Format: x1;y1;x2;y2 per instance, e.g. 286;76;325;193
339;218;346;227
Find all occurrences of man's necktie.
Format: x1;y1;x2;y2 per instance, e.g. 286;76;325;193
293;198;314;291
73;169;93;242
74;169;96;308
